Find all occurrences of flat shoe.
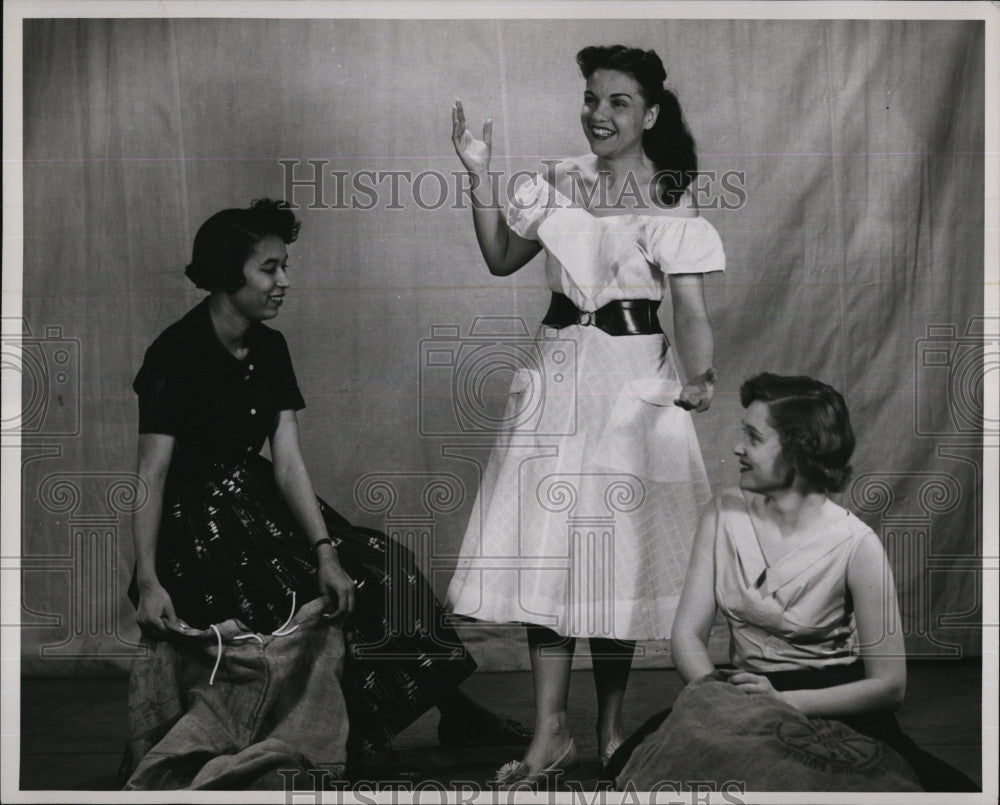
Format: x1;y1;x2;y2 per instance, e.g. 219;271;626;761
492;738;579;790
599;737;624;768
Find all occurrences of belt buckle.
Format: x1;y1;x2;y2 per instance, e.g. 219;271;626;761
578;310;595;326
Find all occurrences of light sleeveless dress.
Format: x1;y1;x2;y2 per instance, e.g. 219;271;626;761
711;487;873;671
447;174;725;640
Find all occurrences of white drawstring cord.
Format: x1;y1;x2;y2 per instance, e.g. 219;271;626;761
206;594;301;686
271;591;300;636
208;624;223;686
208;626;263;686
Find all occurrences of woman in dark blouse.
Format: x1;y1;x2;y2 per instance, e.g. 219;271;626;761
130;199;528;775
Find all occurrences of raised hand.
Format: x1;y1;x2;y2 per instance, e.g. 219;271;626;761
452;99;492;175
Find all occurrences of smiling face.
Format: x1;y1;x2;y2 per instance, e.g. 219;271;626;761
580;68;659;159
228;235;289;322
734;401;797;495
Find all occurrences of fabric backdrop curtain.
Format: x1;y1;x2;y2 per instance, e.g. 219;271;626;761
18;17;985;674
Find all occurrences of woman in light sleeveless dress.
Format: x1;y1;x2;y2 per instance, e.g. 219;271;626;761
447;45;725;786
607;373;978;792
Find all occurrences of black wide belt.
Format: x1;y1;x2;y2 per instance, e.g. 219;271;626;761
542;292;663;336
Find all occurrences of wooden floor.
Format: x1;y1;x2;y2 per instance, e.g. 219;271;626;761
19;661;983;791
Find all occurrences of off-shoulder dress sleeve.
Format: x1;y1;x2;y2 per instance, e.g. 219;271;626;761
644;216;726;275
503;173;556;241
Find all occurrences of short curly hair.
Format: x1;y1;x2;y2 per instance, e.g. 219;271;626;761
739;373;855;493
184;198;300;292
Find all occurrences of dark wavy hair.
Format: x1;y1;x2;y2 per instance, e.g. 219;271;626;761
739;373;856;493
576;44;697;206
184;198;300;292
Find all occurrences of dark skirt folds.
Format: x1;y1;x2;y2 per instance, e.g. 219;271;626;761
128;454;476;749
603;662;979;793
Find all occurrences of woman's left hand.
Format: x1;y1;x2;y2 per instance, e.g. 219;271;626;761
317;553;356;623
451;99;493;176
675;368;716;413
726;671;785;701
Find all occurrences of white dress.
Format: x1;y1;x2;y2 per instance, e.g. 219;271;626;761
446;173;726;640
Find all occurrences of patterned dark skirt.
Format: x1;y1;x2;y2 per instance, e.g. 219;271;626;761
128;453;476;750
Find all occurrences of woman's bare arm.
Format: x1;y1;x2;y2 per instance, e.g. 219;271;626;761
270;410;355;621
452;100;542;276
133;433;180;635
671;500;720;682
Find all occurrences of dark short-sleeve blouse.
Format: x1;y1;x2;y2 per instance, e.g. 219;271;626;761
133;298;305;465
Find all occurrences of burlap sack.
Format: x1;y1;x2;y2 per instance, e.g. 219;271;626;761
616;673;922;793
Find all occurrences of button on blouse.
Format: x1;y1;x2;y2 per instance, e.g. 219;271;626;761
133;298;306;467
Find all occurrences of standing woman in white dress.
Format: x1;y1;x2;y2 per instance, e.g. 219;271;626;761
448;45;726;786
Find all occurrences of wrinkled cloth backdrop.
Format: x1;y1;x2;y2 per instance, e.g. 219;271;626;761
19;18;984;674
